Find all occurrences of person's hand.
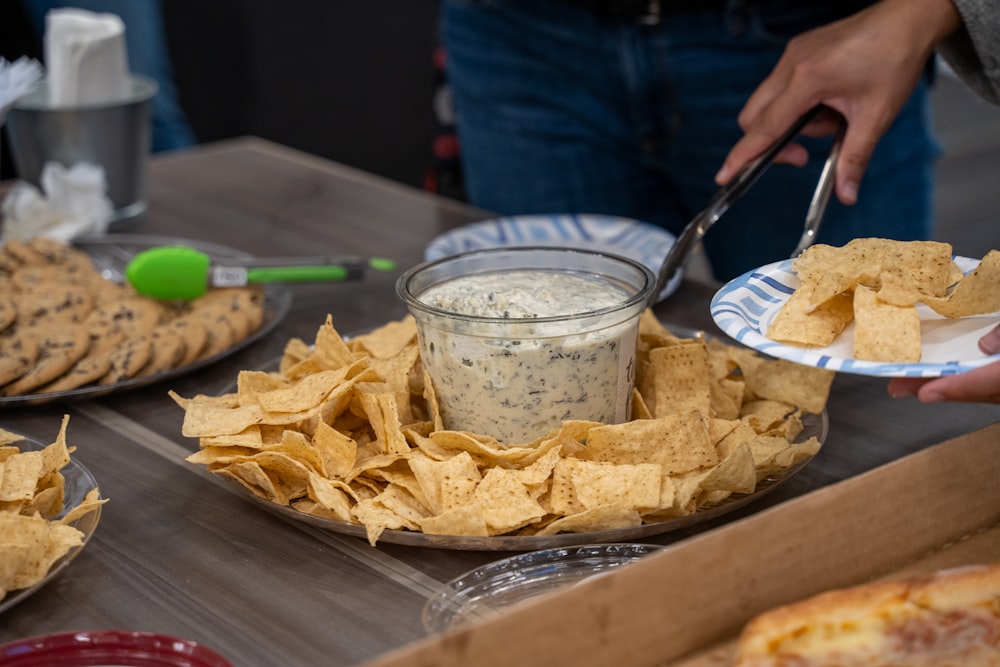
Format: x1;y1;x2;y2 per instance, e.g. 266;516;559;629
715;0;961;205
888;325;1000;404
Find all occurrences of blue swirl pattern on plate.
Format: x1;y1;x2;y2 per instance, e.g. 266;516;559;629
711;256;1000;378
424;214;681;301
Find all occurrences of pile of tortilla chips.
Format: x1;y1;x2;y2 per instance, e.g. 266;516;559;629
767;239;1000;362
175;310;834;546
0;415;106;599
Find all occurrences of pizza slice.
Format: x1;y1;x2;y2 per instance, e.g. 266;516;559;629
733;561;1000;666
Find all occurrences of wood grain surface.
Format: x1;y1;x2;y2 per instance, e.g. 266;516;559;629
0;138;997;667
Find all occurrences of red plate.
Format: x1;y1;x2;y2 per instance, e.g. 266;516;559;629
0;630;233;667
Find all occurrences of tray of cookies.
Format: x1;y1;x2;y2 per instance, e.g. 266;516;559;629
0;235;292;406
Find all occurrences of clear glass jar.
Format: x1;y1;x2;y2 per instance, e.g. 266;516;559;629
397;247;656;444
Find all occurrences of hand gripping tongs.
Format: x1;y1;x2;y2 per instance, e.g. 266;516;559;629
652;105;847;302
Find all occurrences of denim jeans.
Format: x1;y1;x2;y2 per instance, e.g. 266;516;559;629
441;0;939;281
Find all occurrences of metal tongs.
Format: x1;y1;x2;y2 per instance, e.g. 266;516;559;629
653;105;847;300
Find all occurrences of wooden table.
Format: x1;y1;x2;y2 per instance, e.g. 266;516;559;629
2;137;998;666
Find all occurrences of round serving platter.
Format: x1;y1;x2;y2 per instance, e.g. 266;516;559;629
0;432;101;614
209;324;828;551
0;234;292;408
230;438;821;551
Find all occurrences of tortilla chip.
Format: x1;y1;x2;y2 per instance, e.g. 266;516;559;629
350;316;418;359
582;410;718;475
569;460;661;511
924;249;1000;318
730;349;834;415
640;341;712;418
418;505;490;538
352;497;415;545
853;285;922;362
700;442;757;495
534;505;641;536
473;468;546;535
767;287;854;347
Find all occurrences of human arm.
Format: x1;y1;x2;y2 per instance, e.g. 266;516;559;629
714;0;962;205
938;0;1000;105
887;324;1000;404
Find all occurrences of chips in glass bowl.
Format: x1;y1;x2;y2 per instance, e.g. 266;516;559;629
0;416;106;611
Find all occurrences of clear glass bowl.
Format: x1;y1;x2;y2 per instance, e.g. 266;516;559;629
422;543;664;633
397;246;656;444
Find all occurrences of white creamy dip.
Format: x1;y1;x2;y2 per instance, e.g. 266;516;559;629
415;270;640;444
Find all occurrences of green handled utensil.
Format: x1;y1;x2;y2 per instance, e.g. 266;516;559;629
125;245;397;300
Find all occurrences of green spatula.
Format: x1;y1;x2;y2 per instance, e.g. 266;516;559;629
125;245;396;300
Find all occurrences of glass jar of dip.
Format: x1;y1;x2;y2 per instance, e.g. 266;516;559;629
397;247;656;445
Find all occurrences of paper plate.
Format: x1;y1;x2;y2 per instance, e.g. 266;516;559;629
710;256;1000;377
0;630;233;667
424;214;681;301
422;543;664;633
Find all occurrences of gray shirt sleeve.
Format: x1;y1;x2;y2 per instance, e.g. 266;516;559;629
937;0;1000;105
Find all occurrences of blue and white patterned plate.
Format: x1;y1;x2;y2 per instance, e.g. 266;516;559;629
711;256;1000;378
424;214;681;302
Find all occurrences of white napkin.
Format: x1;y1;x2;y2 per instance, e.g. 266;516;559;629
0;162;113;243
0;56;42;119
45;8;130;106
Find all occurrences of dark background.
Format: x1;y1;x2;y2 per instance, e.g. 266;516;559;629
1;0;443;190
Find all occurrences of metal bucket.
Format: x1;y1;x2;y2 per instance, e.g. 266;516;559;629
4;74;157;229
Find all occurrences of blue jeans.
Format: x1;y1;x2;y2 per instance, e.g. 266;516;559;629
441;0;939;281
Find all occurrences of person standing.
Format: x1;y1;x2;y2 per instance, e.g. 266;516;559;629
440;0;940;282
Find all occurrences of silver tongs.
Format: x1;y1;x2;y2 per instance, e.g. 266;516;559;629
653;105;847;300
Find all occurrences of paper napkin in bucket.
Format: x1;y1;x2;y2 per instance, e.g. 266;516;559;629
45;7;130;106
